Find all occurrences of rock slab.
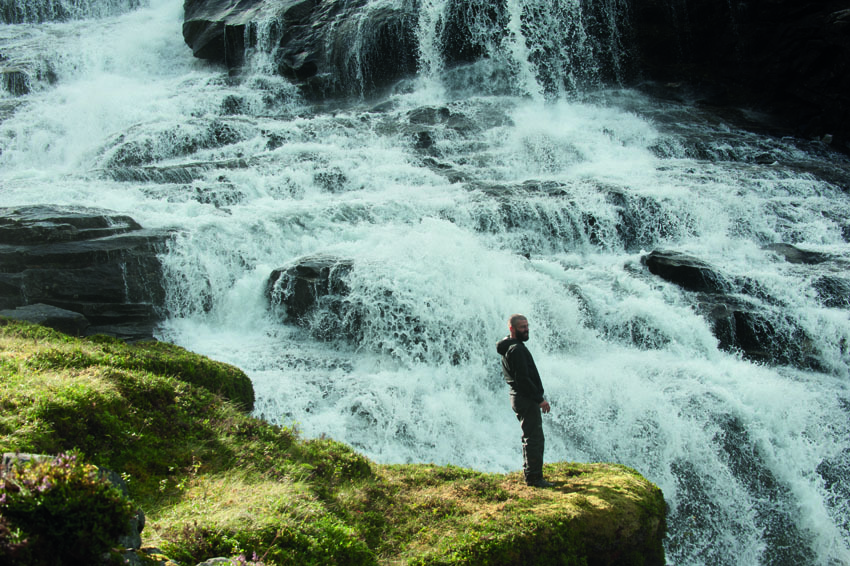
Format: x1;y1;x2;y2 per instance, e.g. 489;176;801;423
0;205;169;341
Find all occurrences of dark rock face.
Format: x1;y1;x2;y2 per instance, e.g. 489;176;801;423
642;250;727;294
641;249;824;369
813;276;850;309
630;1;850;150
0;206;169;341
265;255;434;359
183;0;418;98
266;255;354;337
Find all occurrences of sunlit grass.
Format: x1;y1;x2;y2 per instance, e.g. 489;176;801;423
0;317;665;565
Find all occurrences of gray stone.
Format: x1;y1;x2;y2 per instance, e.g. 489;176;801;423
0;205;169;342
0;303;89;336
266;255;353;323
763;243;832;265
641;249;822;369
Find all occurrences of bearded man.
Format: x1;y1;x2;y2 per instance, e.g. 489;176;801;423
496;314;553;488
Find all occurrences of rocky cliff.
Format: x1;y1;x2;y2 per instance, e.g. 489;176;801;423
181;0;850;150
630;0;850;150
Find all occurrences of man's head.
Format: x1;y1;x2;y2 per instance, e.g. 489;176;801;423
509;314;529;342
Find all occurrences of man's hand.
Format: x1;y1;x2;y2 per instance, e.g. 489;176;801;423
539;400;551;414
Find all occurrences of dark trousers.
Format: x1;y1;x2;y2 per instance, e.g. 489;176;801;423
510;395;544;484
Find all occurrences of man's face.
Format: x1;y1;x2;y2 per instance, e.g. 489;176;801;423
512;319;529;342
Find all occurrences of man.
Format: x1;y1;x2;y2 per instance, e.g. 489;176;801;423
496;314;554;488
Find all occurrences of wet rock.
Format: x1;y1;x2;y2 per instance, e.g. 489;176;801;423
642;249;821;369
0;206;169;341
266;255;353;326
183;0;418;98
702;299;819;369
1;67;29;96
812;276;850;309
0;0;141;23
641;250;727;294
763;243;832;265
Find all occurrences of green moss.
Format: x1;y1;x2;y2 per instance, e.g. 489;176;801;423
0;318;666;566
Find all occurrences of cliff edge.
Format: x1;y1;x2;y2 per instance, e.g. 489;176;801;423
0;319;666;565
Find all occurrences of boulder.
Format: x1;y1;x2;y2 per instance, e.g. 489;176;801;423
0;303;89;336
641;249;727;293
641;249;821;369
266;255;353;328
0;206;169;341
763;243;832;265
701;299;819;369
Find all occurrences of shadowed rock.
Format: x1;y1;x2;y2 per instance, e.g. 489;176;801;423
0;205;169;341
182;0;418;98
266;255;353;327
631;1;850;151
642;249;822;369
642;249;727;294
0;303;89;335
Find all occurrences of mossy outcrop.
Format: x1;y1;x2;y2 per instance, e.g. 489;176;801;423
0;318;666;565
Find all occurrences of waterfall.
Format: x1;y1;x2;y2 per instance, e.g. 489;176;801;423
1;0;849;564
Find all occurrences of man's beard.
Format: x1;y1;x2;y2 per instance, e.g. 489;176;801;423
518;331;529;342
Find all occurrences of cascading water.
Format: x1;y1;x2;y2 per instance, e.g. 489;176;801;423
1;0;849;564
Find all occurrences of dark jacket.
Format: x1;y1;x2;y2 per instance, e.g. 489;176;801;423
496;336;544;404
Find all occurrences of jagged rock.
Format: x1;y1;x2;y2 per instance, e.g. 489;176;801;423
182;0;418;97
641;249;821;369
641;250;727;293
0;205;169;341
0;303;89;335
266;255;353;324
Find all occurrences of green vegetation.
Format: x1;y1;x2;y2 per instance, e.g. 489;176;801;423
0;451;136;565
0;318;666;565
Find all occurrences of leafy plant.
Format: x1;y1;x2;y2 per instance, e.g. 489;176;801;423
0;451;136;565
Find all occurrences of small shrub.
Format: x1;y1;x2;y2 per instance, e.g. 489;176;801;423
0;451;135;565
0;514;28;563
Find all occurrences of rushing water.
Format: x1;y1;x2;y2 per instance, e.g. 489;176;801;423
2;0;850;564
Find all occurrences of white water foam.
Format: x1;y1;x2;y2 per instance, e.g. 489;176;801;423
1;0;849;564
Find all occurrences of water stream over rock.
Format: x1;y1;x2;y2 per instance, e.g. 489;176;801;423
1;0;849;564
